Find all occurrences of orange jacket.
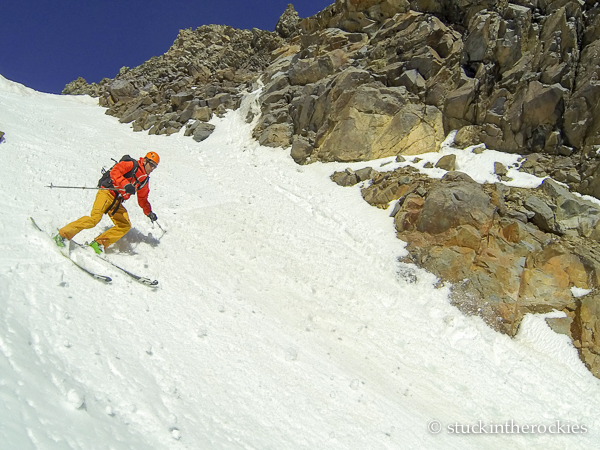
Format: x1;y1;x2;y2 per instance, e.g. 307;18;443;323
109;157;152;215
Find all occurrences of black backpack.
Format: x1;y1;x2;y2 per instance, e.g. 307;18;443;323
98;155;139;189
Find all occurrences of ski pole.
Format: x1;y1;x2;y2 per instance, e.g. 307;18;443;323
150;220;166;239
155;221;166;236
46;183;118;191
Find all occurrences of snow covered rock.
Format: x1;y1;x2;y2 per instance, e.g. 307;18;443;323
67;389;86;410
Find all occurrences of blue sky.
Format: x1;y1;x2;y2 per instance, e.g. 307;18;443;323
0;0;332;94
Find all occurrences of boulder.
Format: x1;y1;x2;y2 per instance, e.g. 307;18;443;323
524;195;558;234
180;101;212;123
313;83;444;161
494;162;508;177
191;123;216;142
207;93;234;110
361;165;428;207
108;80;137;102
331;166;378;186
171;92;194;108
258;123;293;148
118;96;153;124
289;54;337;85
394;69;426;94
435;154;456;171
184;119;214;138
541;179;600;237
416;172;494;234
523;81;568;128
290;136;314;164
444;78;478;129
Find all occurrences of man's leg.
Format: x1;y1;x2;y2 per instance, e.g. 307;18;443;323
94;204;131;249
59;190;114;240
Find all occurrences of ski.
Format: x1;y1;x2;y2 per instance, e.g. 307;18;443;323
29;217;112;283
71;240;159;286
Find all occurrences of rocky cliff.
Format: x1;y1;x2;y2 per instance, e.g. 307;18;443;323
64;0;600;378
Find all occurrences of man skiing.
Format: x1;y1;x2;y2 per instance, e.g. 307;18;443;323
53;152;160;253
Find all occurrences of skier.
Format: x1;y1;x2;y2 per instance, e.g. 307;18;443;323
53;152;160;253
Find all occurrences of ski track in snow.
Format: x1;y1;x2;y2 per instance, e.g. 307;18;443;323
1;74;600;449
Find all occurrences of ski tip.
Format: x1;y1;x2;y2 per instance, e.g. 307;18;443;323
30;217;42;231
140;278;159;286
94;275;113;283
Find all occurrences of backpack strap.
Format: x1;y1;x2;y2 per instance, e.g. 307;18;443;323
104;193;122;216
122;159;139;179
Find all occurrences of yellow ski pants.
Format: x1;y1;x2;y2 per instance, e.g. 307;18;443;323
59;189;131;248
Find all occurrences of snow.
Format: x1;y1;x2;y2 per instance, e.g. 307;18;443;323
1;73;599;449
337;130;548;192
572;287;593;298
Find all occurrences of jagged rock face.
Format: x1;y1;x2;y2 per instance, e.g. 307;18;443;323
448;2;579;156
256;0;600;196
63;1;600;186
63;24;284;138
255;9;462;161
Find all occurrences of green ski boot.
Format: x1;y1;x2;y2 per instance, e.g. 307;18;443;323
53;233;66;248
89;241;104;254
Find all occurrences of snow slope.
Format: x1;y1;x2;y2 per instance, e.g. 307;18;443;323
1;74;599;449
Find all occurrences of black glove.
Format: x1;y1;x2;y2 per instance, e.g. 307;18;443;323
147;212;158;222
124;183;136;195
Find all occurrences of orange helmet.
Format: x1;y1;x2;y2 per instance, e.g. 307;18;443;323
145;151;160;166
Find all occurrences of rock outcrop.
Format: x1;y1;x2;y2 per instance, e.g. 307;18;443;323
63;25;284;139
255;7;460;162
330;161;600;377
253;0;600;200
